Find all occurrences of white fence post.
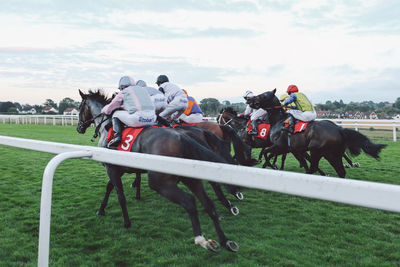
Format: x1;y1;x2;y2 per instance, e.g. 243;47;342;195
393;122;397;142
37;150;92;267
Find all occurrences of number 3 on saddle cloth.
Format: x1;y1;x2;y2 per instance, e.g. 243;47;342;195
106;123;200;151
247;120;271;140
107;127;145;151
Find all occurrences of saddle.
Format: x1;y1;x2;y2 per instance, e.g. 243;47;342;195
247;120;271;140
284;120;309;133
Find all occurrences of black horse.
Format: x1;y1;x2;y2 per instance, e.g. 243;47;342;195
77;89;238;252
218;107;359;172
247;89;386;178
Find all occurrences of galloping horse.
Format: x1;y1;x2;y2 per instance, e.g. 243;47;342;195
77;89;238;252
247;89;386;178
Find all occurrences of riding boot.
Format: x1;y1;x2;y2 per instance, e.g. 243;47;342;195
248;120;259;135
283;114;295;150
107;117;123;148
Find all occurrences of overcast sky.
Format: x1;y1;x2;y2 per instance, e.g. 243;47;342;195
0;0;399;106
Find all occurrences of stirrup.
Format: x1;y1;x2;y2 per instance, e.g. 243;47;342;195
107;137;121;148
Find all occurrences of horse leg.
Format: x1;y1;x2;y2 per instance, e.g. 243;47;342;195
223;184;244;201
302;152;326;176
148;173;216;251
209;182;239;216
130;172;141;200
325;153;346;178
292;152;310;172
105;165;131;228
308;152;323;175
280;153;287;170
181;178;239;252
97;180;114;216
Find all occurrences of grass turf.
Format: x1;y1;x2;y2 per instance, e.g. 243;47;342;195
0;124;399;266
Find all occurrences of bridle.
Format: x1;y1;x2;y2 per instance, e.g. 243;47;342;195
217;112;233;126
77;98;109;142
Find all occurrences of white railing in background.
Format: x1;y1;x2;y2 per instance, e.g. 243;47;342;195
1;135;400;266
0;114;78;126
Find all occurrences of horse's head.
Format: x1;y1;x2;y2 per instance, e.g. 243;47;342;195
249;88;279;110
76;89;110;134
218;107;237;126
77;89;92;134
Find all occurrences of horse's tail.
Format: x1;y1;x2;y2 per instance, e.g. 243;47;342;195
220;125;257;166
180;134;229;164
341;128;387;159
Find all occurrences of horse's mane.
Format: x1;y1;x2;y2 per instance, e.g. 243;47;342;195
224;106;237;115
86;89;113;105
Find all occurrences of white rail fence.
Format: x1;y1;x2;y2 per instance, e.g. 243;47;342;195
1;135;400;266
1;115;399;141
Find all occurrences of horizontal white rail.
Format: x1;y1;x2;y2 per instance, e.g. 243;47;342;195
1;135;400;212
1;135;400;266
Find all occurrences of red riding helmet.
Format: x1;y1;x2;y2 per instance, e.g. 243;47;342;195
287;85;299;94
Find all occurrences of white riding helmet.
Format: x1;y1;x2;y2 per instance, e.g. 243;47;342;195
243;90;254;99
118;76;136;90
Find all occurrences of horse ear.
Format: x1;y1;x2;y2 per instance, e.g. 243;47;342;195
272;88;277;94
78;89;86;99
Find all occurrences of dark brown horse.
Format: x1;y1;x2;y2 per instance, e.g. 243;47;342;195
77;89;238;252
247;89;386;178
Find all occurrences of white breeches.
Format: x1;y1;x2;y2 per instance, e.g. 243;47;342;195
179;113;204;123
287;109;316;121
250;109;267;121
113;110;157;127
159;95;188;120
151;94;167;114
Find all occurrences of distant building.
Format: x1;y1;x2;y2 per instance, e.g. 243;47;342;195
42;106;58;114
18;107;37;114
63;107;78;115
369;112;378;120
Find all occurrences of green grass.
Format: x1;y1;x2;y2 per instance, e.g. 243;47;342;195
1;124;400;266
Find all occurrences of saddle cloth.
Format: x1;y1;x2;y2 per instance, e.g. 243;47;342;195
107;122;200;151
107;127;145;151
247;121;271;140
284;121;309;133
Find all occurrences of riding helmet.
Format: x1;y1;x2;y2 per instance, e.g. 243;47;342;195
119;76;136;90
287;85;299;94
243;90;254;99
156;75;169;86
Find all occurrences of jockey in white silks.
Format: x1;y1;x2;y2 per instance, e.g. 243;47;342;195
101;76;157;148
242;90;268;135
136;80;167;115
156;75;188;121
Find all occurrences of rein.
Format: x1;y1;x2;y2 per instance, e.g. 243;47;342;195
217;114;233;126
91;114;109;142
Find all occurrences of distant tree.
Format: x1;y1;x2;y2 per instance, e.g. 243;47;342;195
43;99;57;108
33;104;43;113
394;97;400;109
58;97;77;114
199;98;221;116
7;107;18;114
13;102;22;111
0;101;16;113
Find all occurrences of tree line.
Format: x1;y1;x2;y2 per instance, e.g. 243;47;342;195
0;98;79;114
1;96;400;118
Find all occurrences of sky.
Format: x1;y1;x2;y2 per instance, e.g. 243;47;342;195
0;0;399;106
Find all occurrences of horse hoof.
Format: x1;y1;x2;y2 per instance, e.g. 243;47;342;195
130;183;135;188
230;206;239;216
235;192;244;200
96;210;105;216
124;221;131;228
353;162;360;167
225;240;239;252
206;240;220;252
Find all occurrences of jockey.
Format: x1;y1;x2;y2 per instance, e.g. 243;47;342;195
242;90;267;135
156;75;189;121
101;76;157;148
136;80;167;115
178;89;204;123
282;84;316;148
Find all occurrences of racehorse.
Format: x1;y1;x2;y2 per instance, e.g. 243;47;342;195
77;89;238;252
218;107;359;172
247;89;386;178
